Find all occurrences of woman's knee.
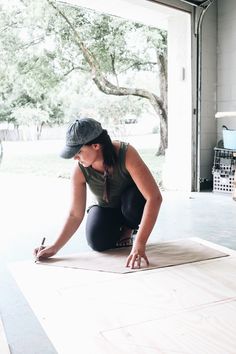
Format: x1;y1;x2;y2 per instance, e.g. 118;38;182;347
85;205;121;251
87;237;110;252
121;184;146;227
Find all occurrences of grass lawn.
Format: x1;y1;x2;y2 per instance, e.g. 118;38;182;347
0;139;164;184
139;148;164;184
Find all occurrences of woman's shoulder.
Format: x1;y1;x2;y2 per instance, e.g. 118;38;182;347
112;140;141;159
112;140;141;166
112;140;130;153
72;164;87;184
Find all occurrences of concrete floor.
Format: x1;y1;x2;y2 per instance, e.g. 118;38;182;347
0;173;235;354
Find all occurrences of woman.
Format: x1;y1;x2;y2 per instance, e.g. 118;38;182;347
34;117;162;269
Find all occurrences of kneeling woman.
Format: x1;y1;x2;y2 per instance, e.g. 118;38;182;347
34;117;162;269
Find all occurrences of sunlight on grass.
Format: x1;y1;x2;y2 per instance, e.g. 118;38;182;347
139;148;164;184
0;139;164;184
0;141;74;178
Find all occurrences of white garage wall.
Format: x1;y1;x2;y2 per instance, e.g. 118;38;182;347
217;0;236;138
163;11;192;191
200;1;217;183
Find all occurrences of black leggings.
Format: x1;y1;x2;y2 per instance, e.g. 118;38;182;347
85;184;146;251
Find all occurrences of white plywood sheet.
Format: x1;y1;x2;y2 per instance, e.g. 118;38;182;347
9;238;236;354
0;317;10;354
103;300;236;354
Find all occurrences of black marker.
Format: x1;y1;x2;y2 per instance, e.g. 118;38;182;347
35;237;46;263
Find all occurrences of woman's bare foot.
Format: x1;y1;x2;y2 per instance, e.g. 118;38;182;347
116;226;134;248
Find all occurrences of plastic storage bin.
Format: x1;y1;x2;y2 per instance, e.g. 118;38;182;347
233;172;236;201
212;147;236;193
222;125;236;149
213;171;234;193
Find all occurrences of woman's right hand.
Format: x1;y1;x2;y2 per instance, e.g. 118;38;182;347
34;244;58;260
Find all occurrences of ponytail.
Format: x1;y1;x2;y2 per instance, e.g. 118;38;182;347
85;129;117;203
85;129;117;169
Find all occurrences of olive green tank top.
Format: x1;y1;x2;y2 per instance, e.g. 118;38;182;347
79;141;134;208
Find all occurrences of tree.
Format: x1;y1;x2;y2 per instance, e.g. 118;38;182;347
0;0;64;133
0;139;3;165
47;0;168;154
0;0;167;151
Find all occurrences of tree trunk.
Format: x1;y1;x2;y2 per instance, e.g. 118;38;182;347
157;113;167;155
36;122;44;140
0;140;3;165
156;53;168;155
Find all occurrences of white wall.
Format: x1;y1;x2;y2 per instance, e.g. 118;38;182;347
163;11;192;191
217;0;236;138
200;1;217;183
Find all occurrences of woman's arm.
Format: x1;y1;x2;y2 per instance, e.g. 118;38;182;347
34;165;87;259
125;144;162;268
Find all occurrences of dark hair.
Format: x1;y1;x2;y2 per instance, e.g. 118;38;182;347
85;129;117;169
85;129;117;203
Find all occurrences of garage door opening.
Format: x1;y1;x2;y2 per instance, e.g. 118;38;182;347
60;0;192;192
0;0;192;192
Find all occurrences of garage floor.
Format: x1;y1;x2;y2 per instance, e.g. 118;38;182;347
0;173;235;354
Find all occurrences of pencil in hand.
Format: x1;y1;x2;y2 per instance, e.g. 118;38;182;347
35;237;46;263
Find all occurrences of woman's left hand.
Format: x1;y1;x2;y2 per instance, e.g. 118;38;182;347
126;241;149;269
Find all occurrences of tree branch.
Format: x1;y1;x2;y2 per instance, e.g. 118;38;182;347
119;61;158;74
47;0;167;132
63;65;86;77
17;37;45;51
